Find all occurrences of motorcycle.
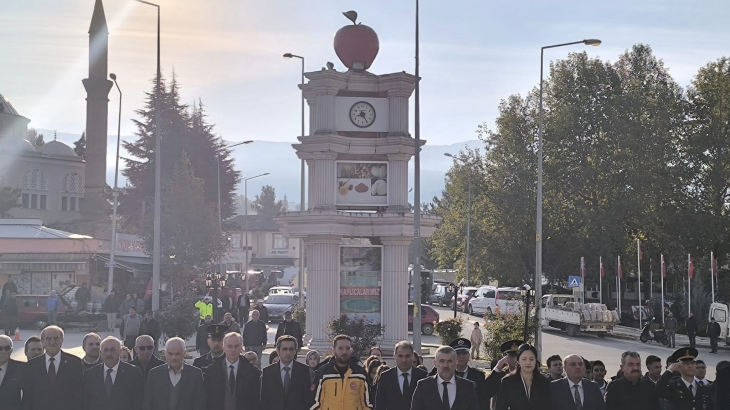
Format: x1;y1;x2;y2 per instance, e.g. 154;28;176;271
639;317;670;346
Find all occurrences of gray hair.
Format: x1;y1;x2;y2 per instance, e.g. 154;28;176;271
435;346;456;358
223;332;243;345
244;350;259;360
40;325;65;340
100;336;122;348
165;337;186;352
0;334;13;349
621;351;641;365
135;335;154;346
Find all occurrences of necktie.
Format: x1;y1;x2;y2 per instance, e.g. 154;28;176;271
105;369;114;397
574;385;582;410
689;384;694;397
229;365;236;393
402;372;409;395
48;357;56;384
283;366;291;394
442;381;450;410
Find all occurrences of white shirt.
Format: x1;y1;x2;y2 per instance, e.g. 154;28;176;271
681;378;697;396
0;361;7;386
399;368;413;394
695;377;710;386
45;353;60;374
169;364;184;386
570;380;584;405
103;362;120;384
226;358;239;382
280;360;293;385
436;375;456;409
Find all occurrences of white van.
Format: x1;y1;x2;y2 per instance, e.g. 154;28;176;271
467;286;522;315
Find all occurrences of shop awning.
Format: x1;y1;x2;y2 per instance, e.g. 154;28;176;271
0;253;88;270
94;254;152;274
250;257;295;267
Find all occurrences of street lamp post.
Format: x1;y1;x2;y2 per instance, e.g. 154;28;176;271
412;0;423;355
521;284;536;343
445;153;472;286
216;140;253;290
535;39;601;360
107;73;123;294
244;173;270;294
133;0;162;312
283;52;307;309
448;282;464;319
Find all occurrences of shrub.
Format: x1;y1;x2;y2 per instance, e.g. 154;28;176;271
326;314;384;358
434;316;464;346
156;292;200;340
482;307;536;363
293;305;306;334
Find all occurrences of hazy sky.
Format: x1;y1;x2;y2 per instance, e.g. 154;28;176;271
1;0;728;146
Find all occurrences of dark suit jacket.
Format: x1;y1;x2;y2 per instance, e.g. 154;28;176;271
496;372;554;410
142;364;206;410
550;378;605;410
204;355;261;410
260;359;312;410
655;370;711;410
376;366;428;410
22;351;83;410
605;376;660;410
0;359;25;410
429;365;488;409
82;361;144;410
130;355;165;382
411;375;480;410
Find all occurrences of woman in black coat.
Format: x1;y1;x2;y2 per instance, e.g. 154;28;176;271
496;344;554;410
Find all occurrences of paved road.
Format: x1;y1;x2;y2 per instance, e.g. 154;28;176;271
428;304;728;379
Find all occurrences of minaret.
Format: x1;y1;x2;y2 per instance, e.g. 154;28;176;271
81;0;113;215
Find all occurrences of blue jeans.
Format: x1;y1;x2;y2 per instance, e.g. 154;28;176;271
48;311;58;326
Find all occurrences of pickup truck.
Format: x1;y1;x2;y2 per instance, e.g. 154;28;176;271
539;294;619;337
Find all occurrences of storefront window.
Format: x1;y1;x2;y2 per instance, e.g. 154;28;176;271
273;233;288;249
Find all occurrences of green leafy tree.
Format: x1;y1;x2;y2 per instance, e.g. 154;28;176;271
251;185;286;218
74;132;86;159
0;187;20;217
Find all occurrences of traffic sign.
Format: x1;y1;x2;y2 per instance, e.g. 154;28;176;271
105;262;116;268
568;276;581;289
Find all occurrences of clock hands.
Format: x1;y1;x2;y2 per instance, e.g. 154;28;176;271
358;111;367;119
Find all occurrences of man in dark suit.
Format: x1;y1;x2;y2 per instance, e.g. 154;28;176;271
130;335;164;382
193;324;227;370
375;340;428;410
22;325;83;410
274;310;304;352
656;348;711;410
605;351;660;410
411;345;480;410
0;335;25;410
142;337;206;410
204;331;261;410
686;313;698;348
222;289;235;315
708;317;721;353
261;335;312;410
550;354;605;410
82;336;144;410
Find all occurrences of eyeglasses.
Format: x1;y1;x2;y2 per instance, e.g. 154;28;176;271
0;345;12;351
137;346;154;351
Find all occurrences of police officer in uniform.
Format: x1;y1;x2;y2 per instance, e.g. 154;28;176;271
484;340;522;410
656;347;712;410
192;324;228;370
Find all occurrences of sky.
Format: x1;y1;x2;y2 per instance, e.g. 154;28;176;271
1;0;729;147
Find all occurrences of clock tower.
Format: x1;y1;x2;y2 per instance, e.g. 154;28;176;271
276;12;440;351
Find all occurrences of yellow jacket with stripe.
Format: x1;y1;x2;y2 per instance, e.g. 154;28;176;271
311;357;372;410
194;300;213;320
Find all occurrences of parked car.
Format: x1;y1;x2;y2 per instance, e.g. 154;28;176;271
262;294;299;322
467;286;522;315
268;286;293;295
427;284;454;307
408;303;439;335
452;286;479;311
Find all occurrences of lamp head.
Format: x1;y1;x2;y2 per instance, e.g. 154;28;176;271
444;153;454;158
263;173;271;176
109;73;117;81
283;53;293;59
583;39;602;46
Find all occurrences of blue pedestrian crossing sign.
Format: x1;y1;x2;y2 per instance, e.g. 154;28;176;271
568;276;581;289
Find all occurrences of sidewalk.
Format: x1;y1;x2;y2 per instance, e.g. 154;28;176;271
609;325;730;351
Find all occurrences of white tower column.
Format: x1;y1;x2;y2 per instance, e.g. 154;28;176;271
387;89;410;137
387;154;410;213
380;237;412;350
306;159;315;211
305;235;342;352
312;152;338;211
313;86;339;135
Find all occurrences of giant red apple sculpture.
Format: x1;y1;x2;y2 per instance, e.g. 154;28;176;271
334;11;379;72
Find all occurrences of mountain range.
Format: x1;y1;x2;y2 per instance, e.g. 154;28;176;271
39;129;482;209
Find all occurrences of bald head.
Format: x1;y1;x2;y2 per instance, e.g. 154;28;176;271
564;354;585;383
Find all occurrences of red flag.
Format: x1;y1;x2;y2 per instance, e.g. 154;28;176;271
689;256;694;279
600;260;605;278
661;255;666;278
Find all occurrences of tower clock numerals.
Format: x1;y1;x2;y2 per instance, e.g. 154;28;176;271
349;101;376;128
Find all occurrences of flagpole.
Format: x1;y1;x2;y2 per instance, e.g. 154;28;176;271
581;256;585;303
637;239;642;329
711;251;715;303
688;254;691;317
618;255;622;318
661;254;665;324
599;257;603;304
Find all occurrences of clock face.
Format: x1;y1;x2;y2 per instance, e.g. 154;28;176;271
349;101;376;128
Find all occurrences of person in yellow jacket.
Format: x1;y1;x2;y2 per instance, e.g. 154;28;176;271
311;334;372;410
194;296;213;323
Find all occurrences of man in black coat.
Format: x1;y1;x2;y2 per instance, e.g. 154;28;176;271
130;335;164;382
708;317;721;353
192;324;227;370
242;310;267;369
411;345;480;410
605;351;660;410
196;315;213;356
656;348;711;410
0;335;25;410
142;337;206;410
22;325;83;410
261;335;312;410
274;310;304;351
204;332;261;410
82;336;144;410
550;354;605;410
375;340;428;410
237;293;250;324
686;313;698;349
138;310;162;352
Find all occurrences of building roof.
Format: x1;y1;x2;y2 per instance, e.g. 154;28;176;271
0;137;36;153
0;219;92;239
227;214;280;232
0;93;20;116
40;140;77;157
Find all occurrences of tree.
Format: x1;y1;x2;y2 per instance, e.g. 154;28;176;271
251;185;286;218
74;132;86;159
0;187;20;217
26;128;44;147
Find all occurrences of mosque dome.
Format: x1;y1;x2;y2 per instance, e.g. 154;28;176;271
0;137;36;153
41;140;77;157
